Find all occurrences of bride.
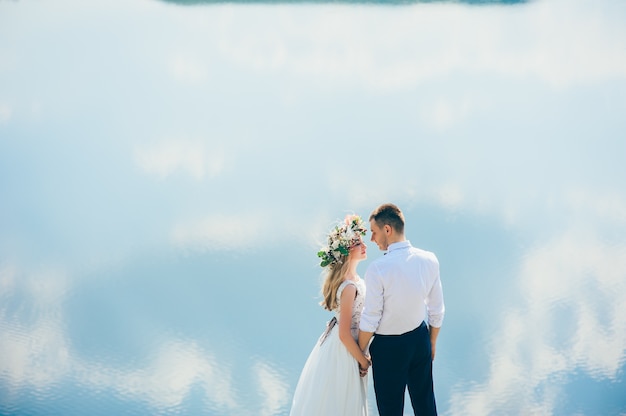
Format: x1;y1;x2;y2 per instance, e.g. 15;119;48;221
290;215;370;416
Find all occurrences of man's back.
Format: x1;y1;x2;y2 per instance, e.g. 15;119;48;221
361;240;445;336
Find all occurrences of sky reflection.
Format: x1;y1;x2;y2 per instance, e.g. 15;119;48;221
1;0;626;414
448;234;626;414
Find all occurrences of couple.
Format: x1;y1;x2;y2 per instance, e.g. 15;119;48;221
290;203;445;416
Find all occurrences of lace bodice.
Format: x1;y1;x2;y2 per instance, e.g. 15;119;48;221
334;278;366;340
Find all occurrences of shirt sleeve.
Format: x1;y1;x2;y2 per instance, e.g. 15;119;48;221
425;259;445;328
359;262;384;333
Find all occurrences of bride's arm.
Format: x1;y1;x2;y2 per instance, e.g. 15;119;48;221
338;285;371;370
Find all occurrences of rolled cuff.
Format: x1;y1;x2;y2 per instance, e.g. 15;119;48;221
427;313;444;328
359;315;379;334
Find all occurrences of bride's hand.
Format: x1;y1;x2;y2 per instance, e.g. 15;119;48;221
359;356;371;377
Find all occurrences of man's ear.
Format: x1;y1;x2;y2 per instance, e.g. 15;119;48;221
384;224;392;235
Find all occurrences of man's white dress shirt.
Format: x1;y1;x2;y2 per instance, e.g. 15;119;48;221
359;240;445;335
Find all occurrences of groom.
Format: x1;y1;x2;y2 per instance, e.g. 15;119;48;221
358;203;445;416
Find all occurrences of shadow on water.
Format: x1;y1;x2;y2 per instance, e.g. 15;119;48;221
157;0;527;5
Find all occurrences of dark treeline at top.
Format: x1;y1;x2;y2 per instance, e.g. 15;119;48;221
157;0;527;5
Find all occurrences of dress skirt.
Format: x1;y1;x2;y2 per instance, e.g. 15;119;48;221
290;324;368;416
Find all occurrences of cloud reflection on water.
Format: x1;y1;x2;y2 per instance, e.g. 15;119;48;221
205;1;626;91
0;264;291;415
134;140;228;181
449;233;626;414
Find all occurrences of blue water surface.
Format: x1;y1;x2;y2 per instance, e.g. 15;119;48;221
1;0;626;414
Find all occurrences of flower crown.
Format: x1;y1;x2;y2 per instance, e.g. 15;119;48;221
317;215;367;267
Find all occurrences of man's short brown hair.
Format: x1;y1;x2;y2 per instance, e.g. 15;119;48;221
369;203;405;234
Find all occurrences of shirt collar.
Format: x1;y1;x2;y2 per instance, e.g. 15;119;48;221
386;240;411;253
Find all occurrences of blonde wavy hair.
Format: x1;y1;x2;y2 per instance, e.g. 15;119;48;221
320;257;351;311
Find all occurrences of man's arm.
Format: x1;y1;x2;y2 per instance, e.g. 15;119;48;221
359;264;383;347
358;330;374;352
429;326;440;361
426;255;444;361
358;330;374;377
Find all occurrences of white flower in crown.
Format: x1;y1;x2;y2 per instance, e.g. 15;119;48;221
317;214;367;267
344;226;355;241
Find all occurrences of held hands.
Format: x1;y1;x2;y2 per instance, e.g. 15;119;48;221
358;354;371;378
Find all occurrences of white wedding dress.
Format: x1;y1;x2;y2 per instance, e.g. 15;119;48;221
290;278;368;416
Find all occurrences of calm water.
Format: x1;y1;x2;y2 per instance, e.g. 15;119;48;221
1;0;626;414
